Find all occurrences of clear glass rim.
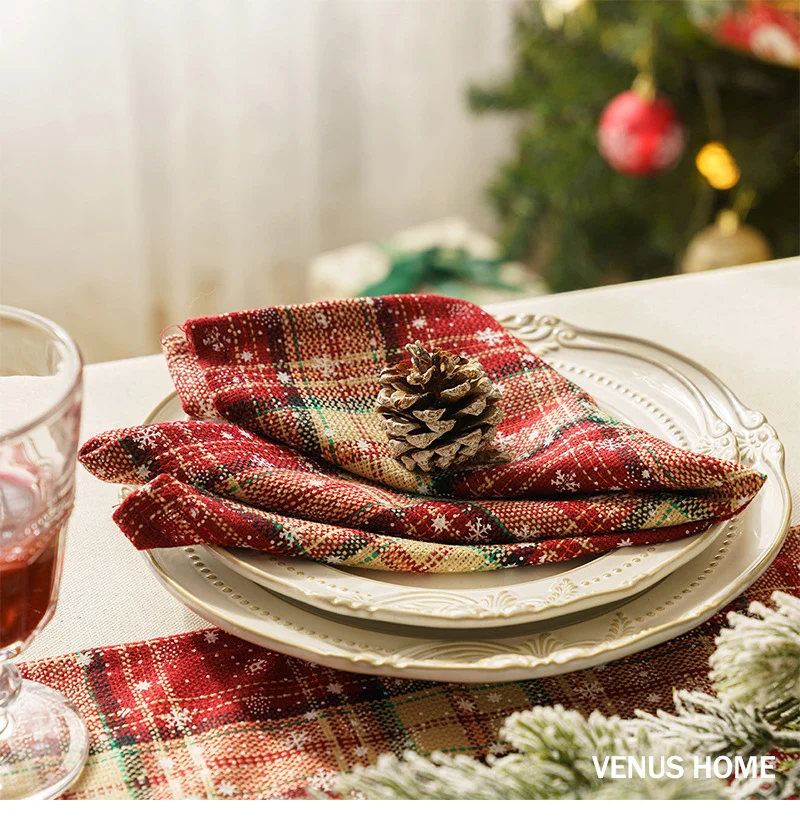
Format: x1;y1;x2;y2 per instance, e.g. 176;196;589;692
0;305;84;444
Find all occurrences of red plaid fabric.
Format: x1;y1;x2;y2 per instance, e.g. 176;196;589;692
79;295;764;572
20;527;799;800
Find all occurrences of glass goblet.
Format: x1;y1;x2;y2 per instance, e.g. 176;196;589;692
0;305;88;799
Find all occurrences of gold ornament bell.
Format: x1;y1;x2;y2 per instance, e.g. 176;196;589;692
682;210;771;273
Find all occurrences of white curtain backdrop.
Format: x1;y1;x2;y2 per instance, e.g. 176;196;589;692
0;0;518;361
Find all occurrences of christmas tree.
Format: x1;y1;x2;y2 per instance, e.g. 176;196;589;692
468;0;800;293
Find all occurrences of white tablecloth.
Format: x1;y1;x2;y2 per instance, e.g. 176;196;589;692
21;258;800;661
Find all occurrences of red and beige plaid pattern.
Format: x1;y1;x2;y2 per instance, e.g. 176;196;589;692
79;295;764;572
19;527;799;800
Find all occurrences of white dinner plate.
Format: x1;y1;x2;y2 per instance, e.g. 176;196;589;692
139;315;790;681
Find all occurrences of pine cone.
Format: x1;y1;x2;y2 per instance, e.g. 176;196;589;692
376;341;503;473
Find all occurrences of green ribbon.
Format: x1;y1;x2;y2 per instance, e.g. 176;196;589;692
360;246;522;298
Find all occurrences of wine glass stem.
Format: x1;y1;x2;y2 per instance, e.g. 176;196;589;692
0;662;22;738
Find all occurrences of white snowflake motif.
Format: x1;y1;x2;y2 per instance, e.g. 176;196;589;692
323;427;335;438
486;692;502;704
326;682;344;695
164;706;194;731
431;514;449;534
457;697;476;712
493;431;516;452
488;742;508;757
356;439;370;452
551;470;580;493
221;430;234;440
249;455;271;468
323;554;345;565
368;336;379;349
303;710;318;721
248;659;267;674
75;651;93;667
315;311;330;329
203;630;219;643
312;356;339;378
307;478;327;488
240;350;254;363
641;469;651;480
411;317;427;329
466;518;491;542
137;425;162;449
285;729;310;750
133;680;152;692
217;781;237;798
308;770;338;794
202;326;230;353
353;745;369;759
514;523;541;542
135;464;151;481
575;678;604;697
646;693;664;706
617;537;634;549
277;370;292;385
476;328;504;347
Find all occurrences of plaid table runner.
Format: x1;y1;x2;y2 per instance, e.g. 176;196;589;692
80;295;764;572
19;526;799;800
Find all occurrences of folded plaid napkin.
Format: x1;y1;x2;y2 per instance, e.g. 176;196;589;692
80;295;765;572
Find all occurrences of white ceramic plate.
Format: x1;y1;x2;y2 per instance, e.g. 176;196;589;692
140;316;790;682
146;317;734;628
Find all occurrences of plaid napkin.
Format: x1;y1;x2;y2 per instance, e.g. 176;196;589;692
79;295;765;572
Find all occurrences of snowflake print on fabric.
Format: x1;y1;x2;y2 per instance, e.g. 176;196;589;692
412;317;427;329
75;652;93;667
356;440;370;452
488;742;508;756
135;465;151;481
514;523;541;542
164;706;194;731
326;682;344;695
431;514;449;533
203;631;219;643
285;730;310;750
137;425;162;448
466;518;491;542
493;431;516;451
133;681;152;692
202;327;230;353
217;781;237;798
240;350;254;363
475;328;504;347
617;538;634;548
551;470;580;492
248;659;267;674
308;770;338;794
311;356;339;378
277;371;292;385
456;697;476;712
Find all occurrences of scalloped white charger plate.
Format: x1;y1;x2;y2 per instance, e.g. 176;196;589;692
140;316;790;681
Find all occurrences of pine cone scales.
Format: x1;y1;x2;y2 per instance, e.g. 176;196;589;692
376;341;503;472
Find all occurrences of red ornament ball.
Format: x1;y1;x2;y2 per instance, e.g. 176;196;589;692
597;90;685;176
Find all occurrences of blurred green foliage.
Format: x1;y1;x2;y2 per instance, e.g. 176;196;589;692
469;0;799;292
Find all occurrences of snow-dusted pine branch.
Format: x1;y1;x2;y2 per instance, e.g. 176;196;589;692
710;592;800;727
